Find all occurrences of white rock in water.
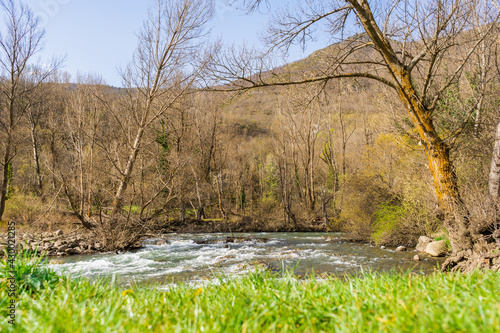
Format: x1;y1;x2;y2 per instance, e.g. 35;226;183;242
380;246;386;249
396;246;406;251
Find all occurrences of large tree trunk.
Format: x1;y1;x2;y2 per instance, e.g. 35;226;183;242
488;112;500;200
397;71;473;254
111;127;144;216
488;111;500;235
0;140;12;220
30;121;44;199
351;0;474;255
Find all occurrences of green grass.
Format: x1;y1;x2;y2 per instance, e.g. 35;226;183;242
1;249;60;295
1;254;500;332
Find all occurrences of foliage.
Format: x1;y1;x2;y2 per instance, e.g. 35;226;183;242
0;250;60;295
372;201;440;246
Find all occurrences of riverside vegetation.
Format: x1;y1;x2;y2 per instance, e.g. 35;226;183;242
1;251;500;332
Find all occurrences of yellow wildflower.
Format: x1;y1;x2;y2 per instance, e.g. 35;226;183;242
121;289;134;296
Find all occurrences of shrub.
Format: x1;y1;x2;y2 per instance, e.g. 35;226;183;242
0;249;60;295
372;201;440;247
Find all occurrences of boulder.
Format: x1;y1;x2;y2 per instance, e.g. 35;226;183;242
416;236;433;252
426;240;448;257
396;246;406;252
67;242;78;249
94;243;102;250
380;246;386;249
67;247;81;254
413;255;420;261
58;245;69;252
156;239;167;245
54;230;64;236
53;241;63;248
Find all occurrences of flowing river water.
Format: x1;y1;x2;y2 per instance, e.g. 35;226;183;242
49;232;444;287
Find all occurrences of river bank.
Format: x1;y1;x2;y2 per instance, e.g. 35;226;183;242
0;217;327;258
152;217;327;233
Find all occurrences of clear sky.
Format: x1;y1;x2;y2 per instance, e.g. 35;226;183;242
22;0;332;87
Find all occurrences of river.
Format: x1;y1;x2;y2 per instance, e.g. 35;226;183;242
49;232;444;286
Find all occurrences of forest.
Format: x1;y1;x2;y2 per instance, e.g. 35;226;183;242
1;0;500;274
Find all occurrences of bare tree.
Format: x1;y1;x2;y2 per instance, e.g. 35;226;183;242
0;0;60;220
108;0;213;221
213;0;500;268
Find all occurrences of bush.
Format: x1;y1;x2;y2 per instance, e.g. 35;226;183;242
0;249;60;295
372;201;440;247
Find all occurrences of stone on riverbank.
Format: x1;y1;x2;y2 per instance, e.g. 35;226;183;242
426;240;447;257
416;236;433;252
396;246;406;251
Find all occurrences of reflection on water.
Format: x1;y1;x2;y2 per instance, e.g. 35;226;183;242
50;232;444;286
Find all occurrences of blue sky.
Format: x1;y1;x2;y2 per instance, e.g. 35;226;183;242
23;0;332;87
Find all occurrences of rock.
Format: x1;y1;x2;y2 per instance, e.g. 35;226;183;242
156;240;167;245
50;259;66;265
54;241;63;248
94;243;102;250
55;230;64;236
396;246;406;252
67;247;81;254
426;240;447;257
416;236;433;252
493;229;500;246
58;245;69;252
380;246;386;249
324;236;334;242
413;255;420;261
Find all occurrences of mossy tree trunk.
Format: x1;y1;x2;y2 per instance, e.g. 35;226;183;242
349;0;474;254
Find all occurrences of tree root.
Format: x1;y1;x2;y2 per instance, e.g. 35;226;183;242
441;245;500;272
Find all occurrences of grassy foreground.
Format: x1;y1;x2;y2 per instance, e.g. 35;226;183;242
1;255;500;332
